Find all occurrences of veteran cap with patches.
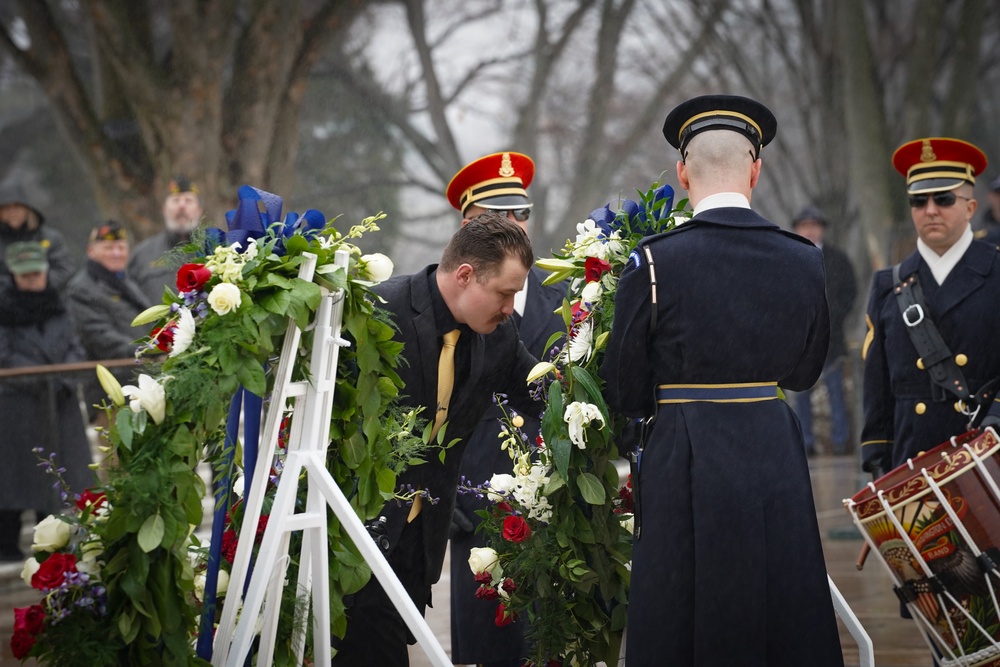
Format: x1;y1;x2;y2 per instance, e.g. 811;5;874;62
5;241;48;275
88;220;128;243
663;94;777;160
446;152;534;215
892;138;987;194
168;175;199;195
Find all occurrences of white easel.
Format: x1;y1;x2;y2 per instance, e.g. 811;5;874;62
211;250;451;667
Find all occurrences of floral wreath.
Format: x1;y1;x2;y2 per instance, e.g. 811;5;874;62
462;182;688;666
10;186;436;666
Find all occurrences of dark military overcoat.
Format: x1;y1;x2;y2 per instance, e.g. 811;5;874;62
600;206;844;667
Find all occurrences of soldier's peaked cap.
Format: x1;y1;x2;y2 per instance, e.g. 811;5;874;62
446;152;534;214
892;137;987;194
663;94;776;159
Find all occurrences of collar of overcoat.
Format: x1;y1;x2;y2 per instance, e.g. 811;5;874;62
900;240;995;319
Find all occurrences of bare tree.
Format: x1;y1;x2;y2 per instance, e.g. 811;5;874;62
0;0;364;236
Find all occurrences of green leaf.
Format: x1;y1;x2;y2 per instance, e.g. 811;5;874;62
570;365;609;420
116;408;133;451
138;512;165;552
236;361;266;396
549;436;572;482
577;472;606;504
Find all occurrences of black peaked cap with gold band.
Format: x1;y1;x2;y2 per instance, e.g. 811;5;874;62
446;152;534;215
892;137;988;194
662;94;777;160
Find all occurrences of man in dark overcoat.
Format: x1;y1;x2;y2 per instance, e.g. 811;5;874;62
790;205;858;455
861;138;1000;475
332;213;541;666
600;95;843;666
444;152;566;667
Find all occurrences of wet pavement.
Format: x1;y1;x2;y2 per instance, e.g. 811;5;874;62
0;452;935;666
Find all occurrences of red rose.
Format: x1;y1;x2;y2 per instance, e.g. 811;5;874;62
31;553;77;591
221;529;238;564
255;515;269;542
75;489;107;513
475;585;499;601
584;257;612;283
176;263;212;293
501;578;516;594
502;515;532;543
494;602;516;627
495;502;513;515
474;571;493;586
10;629;36;660
150;325;176;352
617;484;633;513
13;605;45;635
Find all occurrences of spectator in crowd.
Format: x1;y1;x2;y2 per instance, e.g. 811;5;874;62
790;205;858;456
0;242;94;561
129;175;204;303
0;184;75;292
332;213;541;666
445;152;566;667
66;221;150;420
973;174;1000;245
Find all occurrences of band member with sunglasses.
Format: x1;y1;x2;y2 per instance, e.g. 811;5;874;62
861;138;1000;479
444;152;566;667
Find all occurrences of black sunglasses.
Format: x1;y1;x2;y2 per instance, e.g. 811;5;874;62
504;208;531;222
908;192;971;209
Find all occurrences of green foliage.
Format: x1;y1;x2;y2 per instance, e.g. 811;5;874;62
470;183;688;665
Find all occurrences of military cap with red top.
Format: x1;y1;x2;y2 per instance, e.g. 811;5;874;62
446;152;534;214
662;94;777;160
892;137;988;194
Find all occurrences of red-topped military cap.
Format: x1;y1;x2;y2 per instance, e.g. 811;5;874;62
892;137;987;194
446;152;534;214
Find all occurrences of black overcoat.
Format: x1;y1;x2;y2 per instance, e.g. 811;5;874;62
600;207;844;666
860;241;1000;473
449;267;566;664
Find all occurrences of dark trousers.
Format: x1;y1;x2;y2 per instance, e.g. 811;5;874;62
332;516;428;667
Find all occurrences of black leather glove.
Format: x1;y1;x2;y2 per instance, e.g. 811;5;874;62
980;414;1000;431
450;507;475;537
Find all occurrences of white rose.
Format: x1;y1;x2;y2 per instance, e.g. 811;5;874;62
580;280;603;307
20;557;40;586
32;514;71;552
361;253;394;283
487;473;516;501
122;374;167;425
194;569;230;600
468;546;501;575
232;474;245;498
208;282;243;315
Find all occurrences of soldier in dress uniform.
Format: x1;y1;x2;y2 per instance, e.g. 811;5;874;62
600;94;843;666
445;152;566;667
861;138;1000;477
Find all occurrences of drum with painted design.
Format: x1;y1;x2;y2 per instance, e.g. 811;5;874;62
846;428;1000;667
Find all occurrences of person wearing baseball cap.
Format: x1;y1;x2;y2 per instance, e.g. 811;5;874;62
128;175;205;303
0;240;92;561
601;94;843;665
0;184;75;293
862;138;1000;477
446;152;565;667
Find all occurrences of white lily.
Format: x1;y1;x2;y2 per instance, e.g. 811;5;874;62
122;374;167;424
169;307;196;357
563;401;605;449
526;361;556;384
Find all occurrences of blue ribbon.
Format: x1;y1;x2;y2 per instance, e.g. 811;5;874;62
204;184;326;255
589;183;675;237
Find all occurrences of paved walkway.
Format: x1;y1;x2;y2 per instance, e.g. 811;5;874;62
0;453;937;666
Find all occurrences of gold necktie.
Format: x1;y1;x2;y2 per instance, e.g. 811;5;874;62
409;328;461;523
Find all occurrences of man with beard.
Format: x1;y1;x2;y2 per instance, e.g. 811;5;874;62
332;212;541;666
129;175;205;303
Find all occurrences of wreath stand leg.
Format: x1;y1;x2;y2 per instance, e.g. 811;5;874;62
211;250;451;667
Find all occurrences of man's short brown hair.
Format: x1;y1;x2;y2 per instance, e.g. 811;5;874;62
439;211;533;281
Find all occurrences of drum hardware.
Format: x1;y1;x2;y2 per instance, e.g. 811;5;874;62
846;428;1000;666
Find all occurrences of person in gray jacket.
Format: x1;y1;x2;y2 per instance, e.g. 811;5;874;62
66;221;150;420
128;175;204;303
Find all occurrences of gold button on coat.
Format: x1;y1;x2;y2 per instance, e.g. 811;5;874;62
956;354;968;366
916;358;925;370
915;402;927;415
954;401;964;413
